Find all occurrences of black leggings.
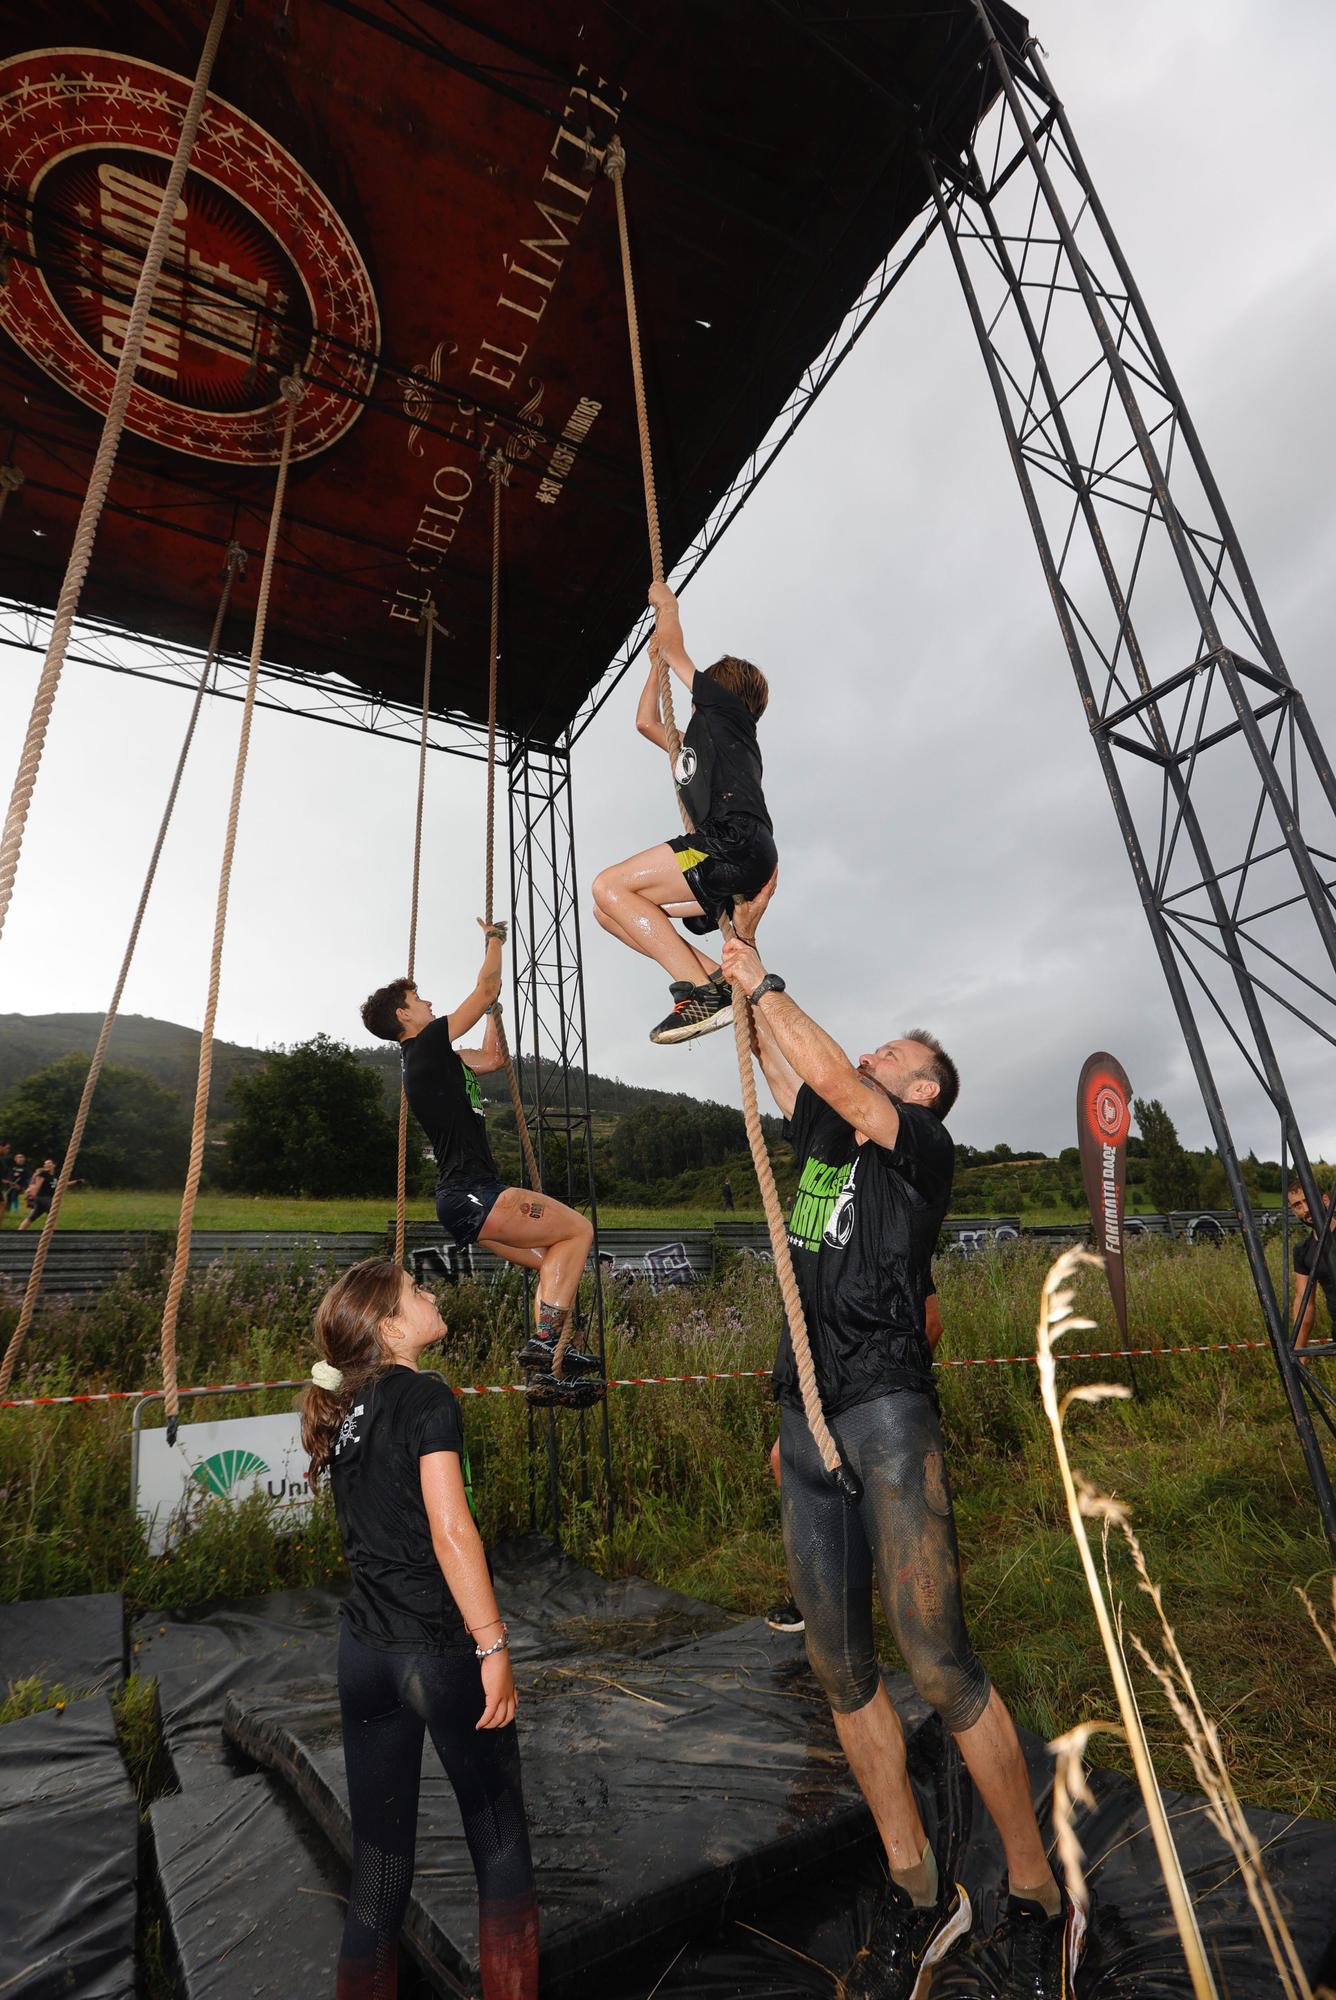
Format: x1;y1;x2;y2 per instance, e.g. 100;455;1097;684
337;1624;537;2000
780;1391;991;1732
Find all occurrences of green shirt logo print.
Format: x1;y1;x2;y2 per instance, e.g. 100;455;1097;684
788;1156;853;1252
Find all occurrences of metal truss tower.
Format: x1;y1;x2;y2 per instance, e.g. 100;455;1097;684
919;1;1336;1549
508;738;614;1535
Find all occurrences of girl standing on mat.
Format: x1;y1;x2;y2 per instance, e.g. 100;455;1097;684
592;581;777;1045
302;1259;538;2000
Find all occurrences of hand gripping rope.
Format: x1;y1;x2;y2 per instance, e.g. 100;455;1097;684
604;138;859;1502
0;545;246;1399
157;375;303;1445
0;0;231;951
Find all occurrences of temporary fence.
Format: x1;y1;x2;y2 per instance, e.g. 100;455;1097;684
0;1336;1278;1410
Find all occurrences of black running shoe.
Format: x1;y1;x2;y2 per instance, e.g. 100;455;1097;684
649;978;733;1045
763;1595;805;1633
524;1373;607;1409
974;1889;1088;1999
515;1336;602;1377
844;1881;972;2000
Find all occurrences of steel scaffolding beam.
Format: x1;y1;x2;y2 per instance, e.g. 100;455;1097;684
507;738;613;1537
919;0;1336;1549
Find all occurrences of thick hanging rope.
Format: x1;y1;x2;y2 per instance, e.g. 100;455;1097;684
0;546;245;1398
0;0;230;951
483;456;542;1193
394;602;437;1266
158;376;302;1444
605;138;855;1496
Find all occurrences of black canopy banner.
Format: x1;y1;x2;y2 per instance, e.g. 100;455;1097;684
0;0;1022;743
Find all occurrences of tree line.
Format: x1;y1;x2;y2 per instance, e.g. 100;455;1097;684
0;1040;1297;1212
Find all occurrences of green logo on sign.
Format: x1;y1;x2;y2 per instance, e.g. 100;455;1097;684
191;1448;270;1497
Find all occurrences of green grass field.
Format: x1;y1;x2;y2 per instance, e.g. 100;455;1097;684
1;1233;1332;1820
0;1186;1165;1231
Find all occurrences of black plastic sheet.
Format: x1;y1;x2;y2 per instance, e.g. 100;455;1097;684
601;1718;1336;1999
150;1774;349;1998
225;1620;917;1996
129;1537;730;1787
0;1694;137;1999
0;1590;125;1698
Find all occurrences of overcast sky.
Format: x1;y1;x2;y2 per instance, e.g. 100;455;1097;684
3;0;1334;1160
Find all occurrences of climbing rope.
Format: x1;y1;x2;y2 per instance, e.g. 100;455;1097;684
394;601;437;1266
0;0;231;951
483;455;541;1193
604;138;855;1495
158;375;303;1444
0;546;246;1398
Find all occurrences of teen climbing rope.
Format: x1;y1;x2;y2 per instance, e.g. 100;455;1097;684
302;1259;538;1999
361;930;603;1408
591;580;776;1045
720;907;1088;2000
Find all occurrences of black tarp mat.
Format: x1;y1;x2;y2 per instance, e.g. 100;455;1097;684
224;1620;919;1996
150;1773;350;1999
0;1694;137;1999
600;1718;1336;1999
129;1535;730;1787
0;1590;125;1698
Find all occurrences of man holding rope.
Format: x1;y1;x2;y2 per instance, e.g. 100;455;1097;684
721;895;1085;2000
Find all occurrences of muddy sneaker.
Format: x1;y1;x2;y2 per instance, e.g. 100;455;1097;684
844;1880;972;2000
515;1336;602;1378
976;1888;1088;1999
763;1595;805;1633
524;1372;607;1409
649;977;733;1045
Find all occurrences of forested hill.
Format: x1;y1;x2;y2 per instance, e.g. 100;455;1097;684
0;1012;728;1125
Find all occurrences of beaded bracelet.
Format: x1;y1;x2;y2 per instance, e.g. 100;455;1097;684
475;1624;509;1662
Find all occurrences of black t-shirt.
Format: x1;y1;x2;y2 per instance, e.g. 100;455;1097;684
773;1085;953;1417
330;1366;472;1653
1294;1225;1336;1321
401;1015;498;1188
674;671;771;832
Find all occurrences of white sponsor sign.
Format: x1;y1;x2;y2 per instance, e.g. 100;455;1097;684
136;1410;314;1554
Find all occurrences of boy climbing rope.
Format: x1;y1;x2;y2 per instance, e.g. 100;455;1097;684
361;920;603;1404
592;582;776;1044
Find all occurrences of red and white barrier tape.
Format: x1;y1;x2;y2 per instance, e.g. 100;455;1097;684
0;1338;1274;1409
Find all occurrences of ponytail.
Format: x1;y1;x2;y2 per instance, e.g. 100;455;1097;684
301;1258;405;1482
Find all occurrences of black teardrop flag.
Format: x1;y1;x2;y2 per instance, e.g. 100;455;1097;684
1077;1052;1134;1368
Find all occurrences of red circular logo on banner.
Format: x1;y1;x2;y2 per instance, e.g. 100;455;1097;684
1083;1069;1130;1146
0;49;379;462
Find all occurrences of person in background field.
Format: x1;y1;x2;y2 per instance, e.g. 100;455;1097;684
765;1274;943;1635
720;880;1085;2000
302;1259;538;2000
1287;1178;1335;1348
722;1175;735;1213
6;1152;29;1218
361;920;600;1400
591;581;777;1045
18;1158;57;1232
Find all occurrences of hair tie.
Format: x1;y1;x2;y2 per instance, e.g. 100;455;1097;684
311;1359;344;1391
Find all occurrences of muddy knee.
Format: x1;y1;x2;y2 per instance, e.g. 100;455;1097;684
908;1648;992;1735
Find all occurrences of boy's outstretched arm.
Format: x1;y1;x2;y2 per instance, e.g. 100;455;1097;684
458;1000;505;1075
447;919;505;1042
636;657;670;751
648;581;698;698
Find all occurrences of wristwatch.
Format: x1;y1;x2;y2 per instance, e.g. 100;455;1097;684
748;972;787;1006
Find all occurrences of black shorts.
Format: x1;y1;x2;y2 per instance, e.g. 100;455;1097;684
667;815;777;936
435;1178;504;1247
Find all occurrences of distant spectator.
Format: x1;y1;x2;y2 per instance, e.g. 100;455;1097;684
1287;1179;1335;1349
6;1152;29;1218
722;1175;735;1212
0;1143;10;1223
18;1158;57;1233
